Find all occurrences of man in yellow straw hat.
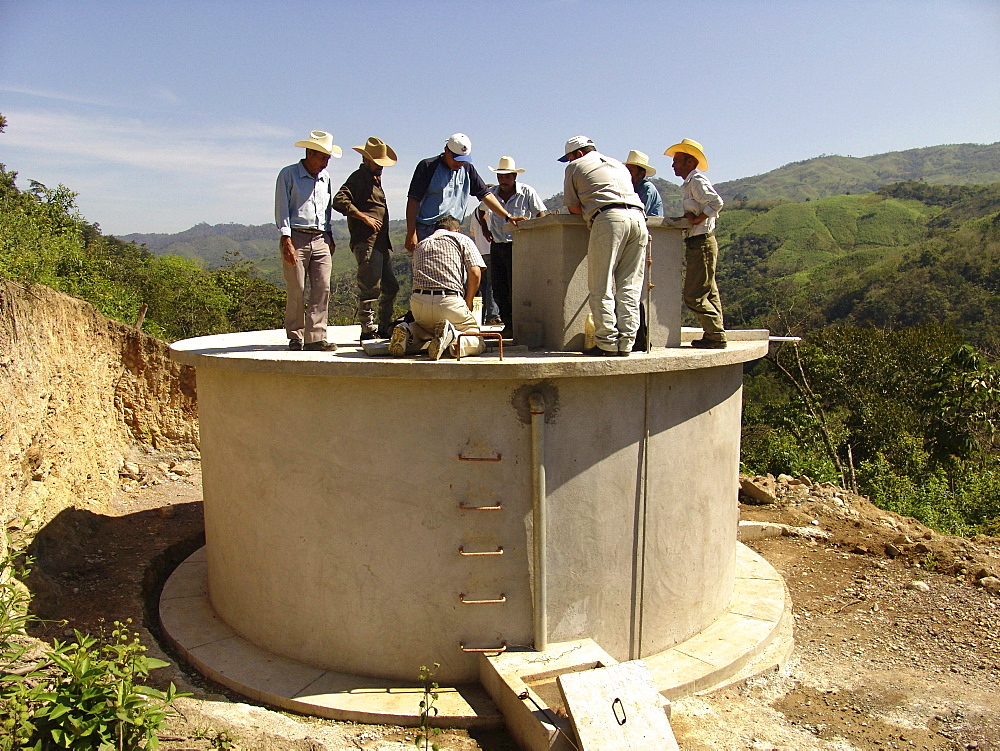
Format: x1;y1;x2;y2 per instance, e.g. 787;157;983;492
333;137;399;341
665;138;727;349
275;130;341;352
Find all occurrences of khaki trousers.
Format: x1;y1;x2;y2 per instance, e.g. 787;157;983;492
409;293;484;358
283;230;332;344
587;208;648;352
683;233;726;341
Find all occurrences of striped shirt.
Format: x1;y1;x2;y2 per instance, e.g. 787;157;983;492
412;229;486;294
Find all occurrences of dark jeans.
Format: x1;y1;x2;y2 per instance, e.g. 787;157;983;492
491;240;514;326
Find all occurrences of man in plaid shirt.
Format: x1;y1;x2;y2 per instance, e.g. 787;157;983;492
389;216;486;360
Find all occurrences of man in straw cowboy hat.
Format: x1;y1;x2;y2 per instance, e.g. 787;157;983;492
623;150;664;218
405;133;526;253
665;138;727;349
476;155;547;333
560;135;648;356
275;130;341;352
333;137;399;341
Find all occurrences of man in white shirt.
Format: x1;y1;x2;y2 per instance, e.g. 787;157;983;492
477;156;546;333
665;138;726;348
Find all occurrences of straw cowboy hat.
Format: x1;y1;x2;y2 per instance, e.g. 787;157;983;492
353;137;397;166
294;131;342;158
664;138;708;171
489;156;525;174
624;150;656;178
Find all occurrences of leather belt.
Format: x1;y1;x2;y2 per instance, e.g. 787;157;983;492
415;288;460;296
291;227;326;235
596;203;640;215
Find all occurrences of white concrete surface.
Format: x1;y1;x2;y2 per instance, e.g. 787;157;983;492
169;327;767;684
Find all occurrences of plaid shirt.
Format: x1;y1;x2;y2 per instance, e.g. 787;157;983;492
412;229;485;294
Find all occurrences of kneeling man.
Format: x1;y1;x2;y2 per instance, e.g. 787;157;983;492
389;216;486;360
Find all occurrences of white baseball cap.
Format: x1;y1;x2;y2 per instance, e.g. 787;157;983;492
445;133;472;162
559;135;595;162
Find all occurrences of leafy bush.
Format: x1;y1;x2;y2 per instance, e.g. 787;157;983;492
0;620;184;750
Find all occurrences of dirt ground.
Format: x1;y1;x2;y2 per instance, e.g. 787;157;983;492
15;458;1000;750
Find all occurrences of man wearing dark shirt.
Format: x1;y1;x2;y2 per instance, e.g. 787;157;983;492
333;137;399;340
404;133;525;252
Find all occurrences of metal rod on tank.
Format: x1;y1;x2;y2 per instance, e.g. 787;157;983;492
528;392;548;652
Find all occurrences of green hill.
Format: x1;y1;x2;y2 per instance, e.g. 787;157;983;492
717;181;1000;351
718;142;1000;203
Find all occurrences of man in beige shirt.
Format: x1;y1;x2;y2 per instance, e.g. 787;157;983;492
561;136;649;356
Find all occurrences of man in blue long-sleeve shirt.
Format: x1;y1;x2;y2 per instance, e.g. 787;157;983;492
624;150;664;218
275;131;341;352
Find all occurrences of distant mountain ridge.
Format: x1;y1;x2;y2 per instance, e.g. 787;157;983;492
717;142;1000;203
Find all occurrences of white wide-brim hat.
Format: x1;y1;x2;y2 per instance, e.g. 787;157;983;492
489;155;524;174
664;138;708;171
624;150;656;177
294;130;342;157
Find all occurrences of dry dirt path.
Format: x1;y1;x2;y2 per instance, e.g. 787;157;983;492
23;458;1000;750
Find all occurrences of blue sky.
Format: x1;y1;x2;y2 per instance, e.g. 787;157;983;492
1;0;998;235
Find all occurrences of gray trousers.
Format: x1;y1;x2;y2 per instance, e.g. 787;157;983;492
354;239;399;333
283;230;332;344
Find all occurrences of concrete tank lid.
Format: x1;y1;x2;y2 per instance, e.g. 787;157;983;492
168;327;769;381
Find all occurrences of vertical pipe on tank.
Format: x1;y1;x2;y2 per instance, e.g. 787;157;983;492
528;391;548;652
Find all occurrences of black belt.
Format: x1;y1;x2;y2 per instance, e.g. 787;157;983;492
415;288;460;296
595;203;641;216
291;227;327;235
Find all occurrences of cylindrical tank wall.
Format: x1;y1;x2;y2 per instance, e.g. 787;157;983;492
196;365;742;683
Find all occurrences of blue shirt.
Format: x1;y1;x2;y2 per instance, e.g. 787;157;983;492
275;161;333;236
407;155;489;226
635;178;664;218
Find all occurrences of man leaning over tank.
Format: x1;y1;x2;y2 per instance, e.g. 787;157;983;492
561;135;649;357
404;133;526;252
666;138;726;349
275;130;340;352
333;137;399;342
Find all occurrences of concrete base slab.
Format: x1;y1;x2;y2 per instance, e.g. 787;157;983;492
158;543;791;729
558;661;679;751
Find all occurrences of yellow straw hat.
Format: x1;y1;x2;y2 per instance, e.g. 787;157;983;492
664;138;708;171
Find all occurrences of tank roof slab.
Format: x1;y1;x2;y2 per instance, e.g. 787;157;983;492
170;326;769;380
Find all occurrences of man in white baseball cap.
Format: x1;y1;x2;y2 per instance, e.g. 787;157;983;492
274;130;342;352
405;134;527;253
561;136;648;356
